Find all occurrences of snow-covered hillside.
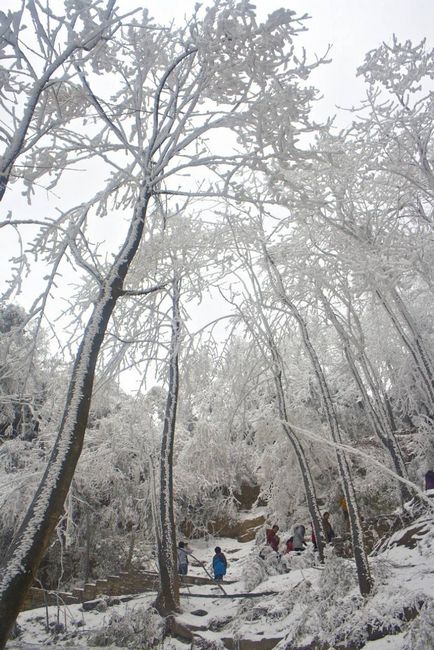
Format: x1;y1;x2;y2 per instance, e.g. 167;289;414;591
8;511;434;649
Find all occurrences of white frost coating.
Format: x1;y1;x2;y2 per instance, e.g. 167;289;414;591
0;200;147;593
282;418;434;511
318;287;409;488
0;295;106;590
0;1;118;201
157;279;182;605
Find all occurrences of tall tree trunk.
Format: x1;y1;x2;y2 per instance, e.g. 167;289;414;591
264;251;372;596
227;230;326;561
267;339;326;562
0;189;151;648
376;289;434;408
296;310;372;595
155;278;182;615
317;289;411;503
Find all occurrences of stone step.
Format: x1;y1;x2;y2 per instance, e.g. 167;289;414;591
24;568;237;611
72;587;85;600
222;637;283;650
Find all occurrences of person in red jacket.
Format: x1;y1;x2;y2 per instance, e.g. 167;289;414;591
266;524;280;552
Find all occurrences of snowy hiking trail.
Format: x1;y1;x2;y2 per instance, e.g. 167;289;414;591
8;510;434;650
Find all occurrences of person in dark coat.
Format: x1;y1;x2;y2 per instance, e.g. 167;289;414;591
322;511;335;543
212;546;228;581
425;470;434;491
266;524;280;552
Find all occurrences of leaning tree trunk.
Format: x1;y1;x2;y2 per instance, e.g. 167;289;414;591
0;188;152;648
154;278;182;615
268;342;327;562
376;289;434;409
294;309;372;595
264;251;372;596
317;289;411;503
235;243;327;560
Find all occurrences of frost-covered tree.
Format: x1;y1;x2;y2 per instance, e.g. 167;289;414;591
0;0;119;202
244;36;434;507
218;225;328;562
0;1;323;641
0;303;63;447
261;244;372;595
155;277;182;614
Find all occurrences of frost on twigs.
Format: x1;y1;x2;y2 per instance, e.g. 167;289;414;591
241;545;284;591
187;3;311;102
403;599;434;650
358;37;434;97
87;605;164;648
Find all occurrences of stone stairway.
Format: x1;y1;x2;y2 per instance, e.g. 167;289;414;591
22;570;222;611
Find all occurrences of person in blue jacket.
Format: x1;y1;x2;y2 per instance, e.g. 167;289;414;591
212;546;228;581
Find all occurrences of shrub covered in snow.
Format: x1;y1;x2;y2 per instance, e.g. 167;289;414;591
403;599;434;650
241;546;286;591
88;605;163;648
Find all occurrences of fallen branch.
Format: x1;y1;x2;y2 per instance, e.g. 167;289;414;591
180;591;277;599
189;553;227;596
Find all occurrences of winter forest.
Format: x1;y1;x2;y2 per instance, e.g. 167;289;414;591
0;0;434;648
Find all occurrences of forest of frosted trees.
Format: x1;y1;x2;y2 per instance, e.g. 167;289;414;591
0;0;433;647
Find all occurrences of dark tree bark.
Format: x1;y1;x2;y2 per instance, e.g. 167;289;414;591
155;278;182;615
0;188;151;648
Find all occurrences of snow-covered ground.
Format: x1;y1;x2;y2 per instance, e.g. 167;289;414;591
7;513;434;649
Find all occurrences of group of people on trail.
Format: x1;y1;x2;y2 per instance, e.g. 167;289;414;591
177;541;228;581
265;511;336;556
266;523;309;554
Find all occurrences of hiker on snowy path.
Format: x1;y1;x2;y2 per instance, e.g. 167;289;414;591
322;511;335;543
212;546;228;581
293;524;307;551
177;541;192;575
266;524;280;552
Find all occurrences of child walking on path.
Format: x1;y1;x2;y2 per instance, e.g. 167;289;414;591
212;546;228;581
